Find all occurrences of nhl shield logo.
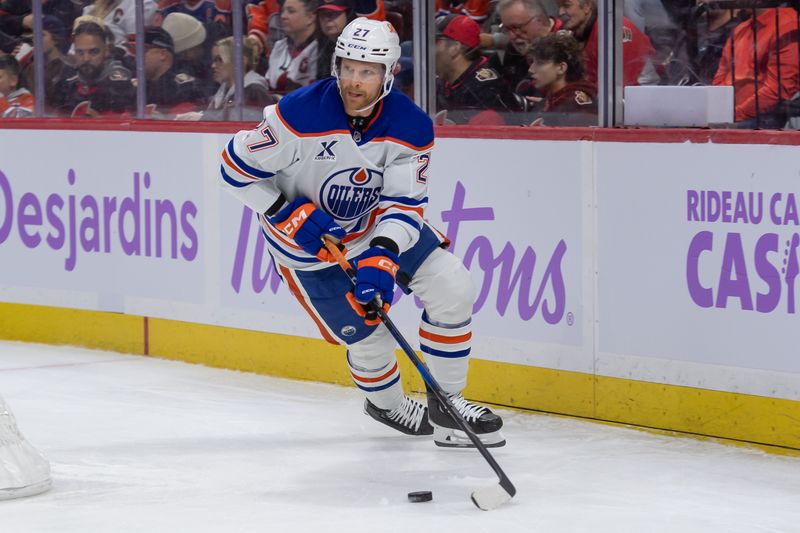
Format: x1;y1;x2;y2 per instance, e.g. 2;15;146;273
319;167;383;221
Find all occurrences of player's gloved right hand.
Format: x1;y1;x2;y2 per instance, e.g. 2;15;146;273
347;247;400;325
271;196;346;262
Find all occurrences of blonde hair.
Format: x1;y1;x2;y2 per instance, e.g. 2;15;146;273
90;0;123;22
214;36;261;72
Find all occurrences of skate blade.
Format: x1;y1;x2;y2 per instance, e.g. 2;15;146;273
432;427;506;448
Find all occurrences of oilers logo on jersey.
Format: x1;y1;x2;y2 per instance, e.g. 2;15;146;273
320;167;383;221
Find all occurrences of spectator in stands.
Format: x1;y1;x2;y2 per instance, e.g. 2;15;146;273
315;0;355;80
712;7;800;129
662;1;740;85
80;0;158;47
624;0;680;66
487;0;562;93
157;0;227;24
265;0;319;94
178;35;274;120
435;0;491;25
0;54;34;117
435;14;528;123
55;20;135;117
395;39;413;99
691;2;740;85
162;12;215;99
247;0;282;55
143;27;203;116
557;0;657;87
0;0;78;55
18;16;73;111
527;31;596;126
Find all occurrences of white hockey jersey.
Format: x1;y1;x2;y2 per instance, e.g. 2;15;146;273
220;78;437;271
82;0;158;46
264;37;319;93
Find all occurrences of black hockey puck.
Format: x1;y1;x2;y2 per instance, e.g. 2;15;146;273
407;491;433;503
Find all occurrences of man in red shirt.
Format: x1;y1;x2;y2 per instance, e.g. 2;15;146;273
713;7;799;128
557;0;657;87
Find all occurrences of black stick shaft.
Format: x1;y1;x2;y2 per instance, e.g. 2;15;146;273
327;241;515;497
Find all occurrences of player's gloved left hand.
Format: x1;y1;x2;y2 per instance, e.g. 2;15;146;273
347;247;400;325
270;196;346;262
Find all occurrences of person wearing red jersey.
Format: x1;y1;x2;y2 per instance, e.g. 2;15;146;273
557;0;657;87
0;54;34;117
712;7;800;128
487;0;563;94
528;31;596;126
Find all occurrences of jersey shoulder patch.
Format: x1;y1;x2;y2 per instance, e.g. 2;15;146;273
475;68;498;82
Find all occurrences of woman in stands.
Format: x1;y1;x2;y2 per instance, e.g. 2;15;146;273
265;0;320;95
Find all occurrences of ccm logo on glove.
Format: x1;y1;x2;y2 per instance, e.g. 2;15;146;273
271;196;346;261
279;206;310;237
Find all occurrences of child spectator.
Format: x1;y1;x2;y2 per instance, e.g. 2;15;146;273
527;31;596;126
0;54;34;117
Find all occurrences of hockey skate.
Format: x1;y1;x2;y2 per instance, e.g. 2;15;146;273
427;390;505;448
364;396;434;436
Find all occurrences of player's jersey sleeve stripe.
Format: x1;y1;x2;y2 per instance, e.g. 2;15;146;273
379;212;421;230
220;165;250;188
225;139;276;180
379;195;428;207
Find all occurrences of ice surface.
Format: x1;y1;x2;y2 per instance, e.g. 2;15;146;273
1;341;799;533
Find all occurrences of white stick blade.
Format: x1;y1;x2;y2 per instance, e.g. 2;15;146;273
471;483;514;511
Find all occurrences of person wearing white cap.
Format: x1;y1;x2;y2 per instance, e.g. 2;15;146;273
162;12;215;100
163;12;208;54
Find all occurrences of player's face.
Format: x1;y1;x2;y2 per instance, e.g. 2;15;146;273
528;58;566;89
0;69;17;96
211;45;232;84
338;58;384;115
73;34;108;81
318;9;348;39
281;0;316;38
500;3;545;54
558;0;593;32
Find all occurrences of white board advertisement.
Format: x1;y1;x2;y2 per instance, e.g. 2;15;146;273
0;130;589;370
596;142;800;399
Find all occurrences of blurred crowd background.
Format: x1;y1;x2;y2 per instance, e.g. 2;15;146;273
1;0;798;128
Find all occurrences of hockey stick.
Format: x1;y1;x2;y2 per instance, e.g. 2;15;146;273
322;239;516;511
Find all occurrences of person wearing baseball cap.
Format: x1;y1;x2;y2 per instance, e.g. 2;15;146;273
315;0;355;80
435;14;528;124
143;27;204;116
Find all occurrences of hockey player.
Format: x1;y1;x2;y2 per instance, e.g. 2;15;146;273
219;18;504;448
